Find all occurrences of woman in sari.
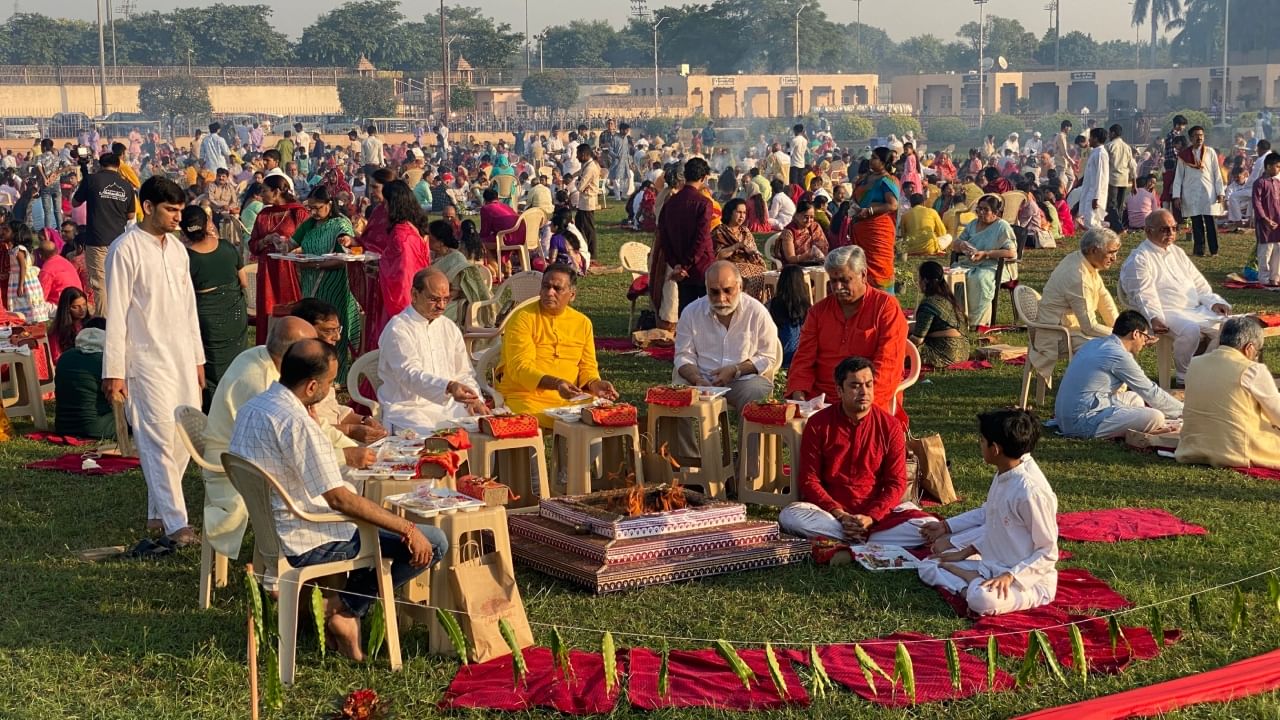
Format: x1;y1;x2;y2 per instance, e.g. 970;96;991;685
952;194;1017;327
775;200;828;267
362;180;431;352
909;261;970;368
847;147;901;292
247;174;307;344
293;185;360;375
180;206;247;409
711;198;767;298
428;219;492;326
239;182;264;245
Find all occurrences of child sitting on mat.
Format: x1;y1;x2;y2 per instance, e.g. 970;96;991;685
915;408;1059;616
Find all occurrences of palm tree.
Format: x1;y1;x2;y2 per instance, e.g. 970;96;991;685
1130;0;1182;68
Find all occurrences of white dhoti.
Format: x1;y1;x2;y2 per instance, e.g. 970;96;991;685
203;469;247;558
131;415;191;535
1092;390;1169;439
1078;199;1106;230
916;559;1054;615
778;502;930;548
1164;308;1222;380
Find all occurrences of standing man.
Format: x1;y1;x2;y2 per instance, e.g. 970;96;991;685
573;142;600;258
1053;119;1074;188
1172;125;1226;257
201;122;231;172
1105;124;1137;231
610;122;633;201
657;157;717;314
789;124;808;188
361;124;385;180
1162;114;1188;211
1078;127;1111;231
103;176;205;545
72;152;136;314
292;122;312;158
33;138;62;230
249;122;264;153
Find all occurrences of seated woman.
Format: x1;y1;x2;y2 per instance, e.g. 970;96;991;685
712;198;767;298
426;219;492;327
910;261;970;368
951;194;1017;327
899;193;951;255
768;265;811;368
54;317;114;439
49;286;88;364
545;208;590;275
744;192;774;233
774;200;828;267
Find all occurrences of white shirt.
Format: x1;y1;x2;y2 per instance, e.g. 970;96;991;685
228;382;356;557
673;295;780;382
1105;138;1137;185
1172;146;1225;216
1248;150;1273;188
201;133;230;171
1119;239;1230;325
1080;145;1110;206
769;192;795;227
944;455;1058;593
103;225;204;423
294;130;312;155
789;135;807;168
1242;362;1280;428
376;305;481;435
361;135;385;167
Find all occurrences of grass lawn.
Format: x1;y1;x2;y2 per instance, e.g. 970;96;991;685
3;206;1280;719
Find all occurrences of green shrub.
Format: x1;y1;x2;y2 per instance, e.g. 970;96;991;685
1034;112;1079;140
876;115;922;138
981;114;1026;142
832;115;875;144
925;117;970;145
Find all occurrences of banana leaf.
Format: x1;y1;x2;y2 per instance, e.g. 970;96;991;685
549;627;573;682
436;608;469;664
986;635;998;689
945;639;962;691
713;639;756;690
1069;623;1088;685
809;644;832;698
1032;630;1067;685
893;642;916;703
764;642;789;699
601;631;617;693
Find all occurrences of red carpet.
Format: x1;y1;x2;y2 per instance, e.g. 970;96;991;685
628;647;809;710
1013;648;1280;719
818;632;1014;707
921;360;993;374
439;647;621;715
643;345;675;362
594;337;637;353
1223;280;1264;290
26;453;140;476
1057;508;1207;543
1234;466;1280;481
933;568;1132;618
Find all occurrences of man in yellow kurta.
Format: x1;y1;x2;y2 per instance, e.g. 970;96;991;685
1030;228;1121;382
1176;317;1280;470
899;192;951;255
496;264;619;427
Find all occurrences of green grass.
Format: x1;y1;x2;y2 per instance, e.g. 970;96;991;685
3;208;1280;719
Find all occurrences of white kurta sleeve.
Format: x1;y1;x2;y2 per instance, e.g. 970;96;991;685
1005;490;1059;590
382;320;452;404
1119;252;1165;324
102;244;131;380
946;505;986;535
1185;257;1229;311
1210;149;1225;198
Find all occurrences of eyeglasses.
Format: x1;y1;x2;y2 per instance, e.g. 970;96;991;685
1155;225;1178;234
317;325;342;339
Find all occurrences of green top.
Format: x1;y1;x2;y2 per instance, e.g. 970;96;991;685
187;239;243;291
240;200;264;243
54;348;115;439
911;295;964;338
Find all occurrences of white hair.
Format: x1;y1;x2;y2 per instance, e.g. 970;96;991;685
1219;317;1264;352
1079;228;1120;255
825;245;867;275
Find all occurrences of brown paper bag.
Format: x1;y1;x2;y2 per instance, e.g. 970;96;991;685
907;433;958;505
449;547;534;663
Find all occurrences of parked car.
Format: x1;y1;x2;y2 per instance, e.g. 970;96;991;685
1;117;41;139
322;116;361;134
49;112;92;139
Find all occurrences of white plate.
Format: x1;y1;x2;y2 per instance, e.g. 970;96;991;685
849;543;920;572
546;404;591;423
691;386;732;399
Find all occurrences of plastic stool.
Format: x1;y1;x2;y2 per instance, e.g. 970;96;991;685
645;395;732;499
0;350;46;429
736;417;806;507
468;431;549;508
550;419;645;496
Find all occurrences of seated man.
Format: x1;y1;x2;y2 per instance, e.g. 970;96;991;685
1054;310;1183;439
496;263;618;426
478;186;519;251
227;340;448;660
1119;209;1231;383
377;269;490;435
1029;228;1121;383
916;409;1059;616
38;234;82;306
670;260;779;460
1176;317;1280;470
779;357;933;546
899;192;951;255
786;245;908;422
53;318;114;439
289;298;388;444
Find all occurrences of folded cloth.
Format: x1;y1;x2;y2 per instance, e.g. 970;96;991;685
628;647;809;711
439;647;621;715
977;324;1018;334
595;337;638;353
1012;648;1280;719
1223;280;1264;290
23;432;95;447
1233;466;1280;481
626;275;650;301
1004;355;1027;366
933;567;1132;617
1057;508;1208;543
953;606;1180;675
26;453;141;476
818;632;1014;706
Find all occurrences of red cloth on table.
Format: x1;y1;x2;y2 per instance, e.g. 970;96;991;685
953;606;1180;675
798;404;906;524
362;221;430;353
1057;508;1207;542
595;337;637;353
24;432;94;446
818;632;1014;706
439;647;620;715
1256;313;1280;328
1234;466;1280;481
643;345;674;362
628;647;809;711
1012;648;1280;719
248;203;308;345
26;453;140;475
933;567;1133;618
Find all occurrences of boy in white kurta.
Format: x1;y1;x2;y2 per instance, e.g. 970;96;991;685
916;409;1059;616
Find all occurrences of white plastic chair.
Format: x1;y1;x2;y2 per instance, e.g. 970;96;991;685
346;350;382;420
619;241;652;332
1013;285;1073;408
221;452;402;685
174;405;229;610
492;173;518;209
464;295;539;359
244;262;258;320
761;232;783;271
474;341;506;408
494;208;546;277
891;342;921;416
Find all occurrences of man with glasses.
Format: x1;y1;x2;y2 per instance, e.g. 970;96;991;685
1119;209;1231;384
1054;310;1183;439
1031;228;1121;384
376;269;489;435
289;298;387;445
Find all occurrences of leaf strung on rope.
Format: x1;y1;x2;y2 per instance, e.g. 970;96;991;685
1016;636;1040;688
658;638;670;698
1107;615;1126;652
601;631;618;694
549;627;574;683
1149;605;1165;648
366;601;386;661
244;568;266;653
894;642;917;704
1229;586;1247;636
986;635;998;690
1269;574;1280;616
262;594;279;645
436;608;469;665
263;645;283;711
1189;594;1203;629
1069;623;1088;686
809;644;831;698
501;619;528;688
945;639;962;691
713;639;756;691
310;585;326;658
1032;630;1068;686
854;643;888;696
764;642;789;699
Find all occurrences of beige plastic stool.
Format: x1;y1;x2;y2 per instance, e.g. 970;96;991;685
805;267;829;303
645;395;732;499
736;417;807;507
550;419;645;495
467;431;549;508
0;349;46;429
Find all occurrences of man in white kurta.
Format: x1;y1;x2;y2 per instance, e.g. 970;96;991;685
377;269;488;435
1029;229;1121;382
1172;126;1225;255
1078;128;1111;230
103;177;204;542
1119;209;1231;382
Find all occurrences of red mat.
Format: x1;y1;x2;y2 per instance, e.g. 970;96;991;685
23;432;95;447
1004;355;1027;366
628;647;809;710
1223;280;1264;290
1234;466;1280;481
594;337;637;353
953;607;1180;675
1257;313;1280;328
921;359;994;374
642;345;675;362
1057;508;1207;543
818;632;1014;707
933;567;1132;618
1013;648;1280;719
25;453;141;476
977;325;1018;334
439;647;621;715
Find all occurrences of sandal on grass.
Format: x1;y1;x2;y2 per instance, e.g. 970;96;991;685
124;536;176;560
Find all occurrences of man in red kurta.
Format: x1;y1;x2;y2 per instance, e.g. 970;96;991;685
778;356;933;546
656;157;718;315
786;245;908;423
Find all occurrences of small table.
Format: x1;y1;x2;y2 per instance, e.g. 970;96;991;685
804;266;829;303
1156;316;1280;390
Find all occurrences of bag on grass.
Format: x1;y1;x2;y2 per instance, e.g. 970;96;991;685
449;538;534;663
907;433;957;505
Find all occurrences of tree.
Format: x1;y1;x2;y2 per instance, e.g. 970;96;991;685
982;114;1025;142
337;77;397;119
114;6;291;67
450;84;475;111
138;76;212;141
831;115;875;144
926;117;971;145
540;20;616;68
521;72;579;111
0;14;96;65
1037;30;1101;69
895;35;951;74
1131;0;1183;67
421;5;523;70
954;16;1039;69
296;0;419;69
876;115;921;138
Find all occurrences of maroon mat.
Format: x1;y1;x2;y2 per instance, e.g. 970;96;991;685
23;432;95;447
933;567;1132;618
594;337;637;353
1058;508;1207;543
439;647;621;715
628;646;809;710
818;632;1014;707
1234;466;1280;481
921;360;994;374
26;453;140;476
642;345;675;362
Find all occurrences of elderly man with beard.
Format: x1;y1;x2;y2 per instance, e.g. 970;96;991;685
667;261;780;462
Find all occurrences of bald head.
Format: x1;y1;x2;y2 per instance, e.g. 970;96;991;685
705;259;741;286
411;267;453;320
267;316;319;361
1144;209;1179;247
705;260;743;317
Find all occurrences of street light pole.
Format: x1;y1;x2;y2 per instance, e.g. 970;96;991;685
107;0;117;75
653;16;667;116
1220;0;1230;126
95;0;107;116
795;6;804;114
853;0;861;68
440;0;449;119
1055;0;1060;71
975;0;988;130
524;0;530;72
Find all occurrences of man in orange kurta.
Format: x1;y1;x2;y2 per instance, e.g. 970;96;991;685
786;245;909;423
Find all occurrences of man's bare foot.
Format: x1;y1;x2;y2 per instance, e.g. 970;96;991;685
324;596;365;662
146;518;163;533
166;527;201;547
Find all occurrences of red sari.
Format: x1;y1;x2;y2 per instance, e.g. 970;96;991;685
362;221;430;352
248;202;308;344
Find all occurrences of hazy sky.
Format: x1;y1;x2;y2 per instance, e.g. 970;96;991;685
55;0;1145;44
